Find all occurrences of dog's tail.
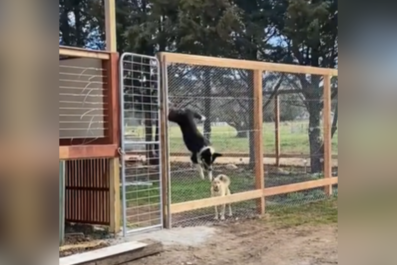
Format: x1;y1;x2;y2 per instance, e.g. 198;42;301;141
216;174;230;186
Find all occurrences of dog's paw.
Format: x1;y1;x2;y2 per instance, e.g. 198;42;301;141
228;213;233;217
214;216;219;220
220;215;225;221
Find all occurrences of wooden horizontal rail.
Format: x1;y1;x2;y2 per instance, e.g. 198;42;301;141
171;190;263;214
160;52;338;76
263;177;338;197
59;144;118;159
170;152;338;159
170;177;338;214
59;46;110;60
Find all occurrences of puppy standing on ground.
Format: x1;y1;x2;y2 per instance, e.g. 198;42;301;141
168;108;222;181
211;174;233;220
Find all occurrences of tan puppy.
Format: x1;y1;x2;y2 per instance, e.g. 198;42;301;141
210;174;233;220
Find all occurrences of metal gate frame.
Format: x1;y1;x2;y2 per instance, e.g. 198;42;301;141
119;52;165;236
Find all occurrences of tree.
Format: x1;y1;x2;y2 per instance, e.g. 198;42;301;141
273;0;338;172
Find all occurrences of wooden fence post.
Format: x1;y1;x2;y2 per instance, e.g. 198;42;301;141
158;53;171;228
253;69;265;215
274;94;280;167
323;75;333;196
109;157;121;233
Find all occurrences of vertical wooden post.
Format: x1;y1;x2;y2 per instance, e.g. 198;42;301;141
104;0;117;52
253;70;265;215
158;54;171;228
274;94;280;167
109;157;121;233
323;75;333;196
59;160;65;245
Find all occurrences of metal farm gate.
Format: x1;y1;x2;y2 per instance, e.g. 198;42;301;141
119;53;165;235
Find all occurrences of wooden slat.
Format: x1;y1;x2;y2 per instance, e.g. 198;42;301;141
59;46;110;60
169;152;338;159
159;52;338;76
170;190;263;214
263;177;338;197
253;70;265;214
170;177;338;214
109;157;121;233
59;144;118;159
159;54;171;228
323;75;333;195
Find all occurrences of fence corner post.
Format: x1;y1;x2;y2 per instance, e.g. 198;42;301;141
158;53;171;229
109;157;121;233
253;69;265;215
323;74;333;196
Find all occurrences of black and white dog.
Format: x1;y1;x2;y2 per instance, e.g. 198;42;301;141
168;108;222;181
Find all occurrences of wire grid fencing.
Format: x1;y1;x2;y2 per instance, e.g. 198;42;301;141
263;72;338;209
167;64;260;226
120;53;162;234
59;57;107;142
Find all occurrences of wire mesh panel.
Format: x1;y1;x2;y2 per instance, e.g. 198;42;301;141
262;71;338;209
59;57;107;141
119;53;163;235
167;64;258;226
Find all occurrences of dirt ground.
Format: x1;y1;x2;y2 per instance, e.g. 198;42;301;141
132;221;338;265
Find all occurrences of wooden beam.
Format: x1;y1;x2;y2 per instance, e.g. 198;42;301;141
253;70;265;215
159;52;338;76
158;54;171;228
323;75;333;196
170;190;263;214
274;94;280;167
169;152;338;159
109;157;121;234
103;53;120;146
104;0;117;52
170;177;338;214
59;46;110;60
59;144;118;159
263;177;338;197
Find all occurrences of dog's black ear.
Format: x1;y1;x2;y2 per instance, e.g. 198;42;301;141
212;152;222;162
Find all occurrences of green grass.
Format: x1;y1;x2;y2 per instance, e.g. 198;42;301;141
126;121;338;155
265;197;338;228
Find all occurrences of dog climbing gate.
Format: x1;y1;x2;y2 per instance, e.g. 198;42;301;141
119;53;166;235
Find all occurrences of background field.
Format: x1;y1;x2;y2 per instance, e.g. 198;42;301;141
126;120;338;155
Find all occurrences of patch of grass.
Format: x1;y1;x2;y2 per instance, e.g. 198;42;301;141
266;197;337;228
125;121;338;155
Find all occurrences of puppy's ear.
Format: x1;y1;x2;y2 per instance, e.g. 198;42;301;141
212;152;222;162
219;175;224;181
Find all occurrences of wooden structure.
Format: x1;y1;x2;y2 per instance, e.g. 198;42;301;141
59;0;120;233
158;52;338;224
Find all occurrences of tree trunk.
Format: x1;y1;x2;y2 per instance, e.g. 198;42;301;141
203;69;212;141
307;102;323;173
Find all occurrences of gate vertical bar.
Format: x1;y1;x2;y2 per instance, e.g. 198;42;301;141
119;53;127;237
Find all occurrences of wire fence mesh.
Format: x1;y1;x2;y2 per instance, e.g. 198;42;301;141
59;58;107;142
120;53;162;231
167;66;338;227
167;64;259;226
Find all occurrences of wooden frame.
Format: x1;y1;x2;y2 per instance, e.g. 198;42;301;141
253;70;265;214
59;46;110;60
170;177;338;214
169;152;338;159
109;157;121;233
160;52;338;221
59;145;118;159
159;52;338;76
